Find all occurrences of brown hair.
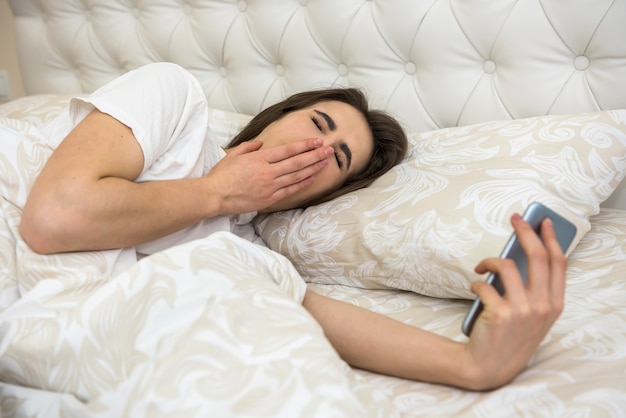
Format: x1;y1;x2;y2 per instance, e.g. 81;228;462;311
227;88;408;206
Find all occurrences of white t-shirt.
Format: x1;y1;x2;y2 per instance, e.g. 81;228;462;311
42;62;260;275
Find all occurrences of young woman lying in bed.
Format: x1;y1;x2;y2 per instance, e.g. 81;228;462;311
19;62;565;391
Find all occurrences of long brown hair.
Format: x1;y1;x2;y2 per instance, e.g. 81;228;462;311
227;88;408;206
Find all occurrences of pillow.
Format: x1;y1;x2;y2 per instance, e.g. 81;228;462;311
254;110;626;299
206;107;253;147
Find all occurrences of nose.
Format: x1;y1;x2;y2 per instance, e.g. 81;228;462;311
322;137;337;147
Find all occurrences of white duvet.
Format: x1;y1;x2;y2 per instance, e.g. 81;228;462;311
0;118;396;417
2;97;626;418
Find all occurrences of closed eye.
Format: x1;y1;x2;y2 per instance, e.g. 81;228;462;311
312;114;345;169
312;116;324;132
335;152;343;169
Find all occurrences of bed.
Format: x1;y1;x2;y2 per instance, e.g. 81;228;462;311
1;0;626;417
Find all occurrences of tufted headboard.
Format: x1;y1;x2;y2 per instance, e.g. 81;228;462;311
8;0;626;136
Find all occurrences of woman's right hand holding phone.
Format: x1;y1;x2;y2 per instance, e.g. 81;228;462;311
461;214;567;390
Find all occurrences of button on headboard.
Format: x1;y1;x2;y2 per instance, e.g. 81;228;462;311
8;0;626;134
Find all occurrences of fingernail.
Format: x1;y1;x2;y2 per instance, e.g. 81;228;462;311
325;147;334;155
313;139;323;146
511;213;523;222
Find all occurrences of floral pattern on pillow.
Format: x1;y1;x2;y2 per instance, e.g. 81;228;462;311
255;110;626;299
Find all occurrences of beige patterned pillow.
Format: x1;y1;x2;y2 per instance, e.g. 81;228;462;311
254;110;626;299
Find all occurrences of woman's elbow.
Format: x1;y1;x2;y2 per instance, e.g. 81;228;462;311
20;204;70;254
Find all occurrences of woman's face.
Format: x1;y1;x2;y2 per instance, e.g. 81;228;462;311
256;100;374;212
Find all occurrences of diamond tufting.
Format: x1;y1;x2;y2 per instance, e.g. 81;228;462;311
8;0;626;133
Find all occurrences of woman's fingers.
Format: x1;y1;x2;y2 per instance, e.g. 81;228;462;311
507;214;566;314
209;138;335;214
235;138;334;187
263;138;326;163
270;144;334;188
471;214;559;323
512;215;566;320
511;214;549;295
474;257;526;300
465;212;568;387
540;218;567;314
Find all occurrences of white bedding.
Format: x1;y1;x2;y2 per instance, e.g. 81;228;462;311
1;96;626;417
311;208;626;416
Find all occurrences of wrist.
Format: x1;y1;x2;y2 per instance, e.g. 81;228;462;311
456;343;491;390
196;175;227;218
430;340;489;390
455;342;517;391
406;338;488;390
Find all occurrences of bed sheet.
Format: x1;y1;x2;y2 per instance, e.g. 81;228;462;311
1;96;626;417
309;208;626;417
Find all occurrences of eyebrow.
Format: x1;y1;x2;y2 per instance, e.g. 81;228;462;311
314;109;336;131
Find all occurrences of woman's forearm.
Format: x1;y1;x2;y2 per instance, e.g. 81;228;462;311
20;174;220;254
302;216;565;391
302;290;489;390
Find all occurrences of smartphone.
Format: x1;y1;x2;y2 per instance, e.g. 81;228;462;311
461;202;577;336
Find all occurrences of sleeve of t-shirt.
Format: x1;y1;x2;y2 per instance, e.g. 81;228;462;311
68;62;210;178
